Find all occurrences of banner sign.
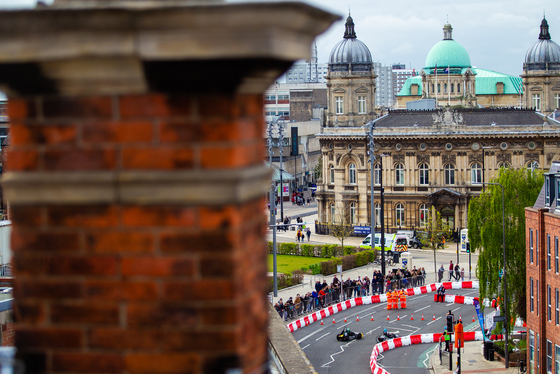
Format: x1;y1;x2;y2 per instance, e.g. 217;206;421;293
354;226;371;235
474;299;490;341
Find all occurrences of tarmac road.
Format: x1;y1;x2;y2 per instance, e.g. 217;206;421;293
291;288;480;374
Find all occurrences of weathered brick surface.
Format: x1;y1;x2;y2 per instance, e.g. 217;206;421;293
10;93;269;374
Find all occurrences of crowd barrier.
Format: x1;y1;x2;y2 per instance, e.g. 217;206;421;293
286;281;478;333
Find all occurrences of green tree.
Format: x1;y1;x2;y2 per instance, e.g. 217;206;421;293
328;201;354;257
419;209;452;282
469;167;543;327
314;156;322;181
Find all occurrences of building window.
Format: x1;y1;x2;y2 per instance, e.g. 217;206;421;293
375;203;381;226
531;278;534;312
555;93;560;109
457;83;460;93
395;203;405;226
546;177;551;206
444;163;455;185
554;236;559;274
395;163;404;185
358;96;366;114
538;333;540;370
530;331;535;373
557;179;560;207
556;344;560;374
549;285;552;321
533;94;541;111
419;163;429;185
444;83;447;93
548;340;553;374
471;163;482;184
335;96;344;115
330;204;335;223
374;163;381;185
420;204;429;227
438;83;441;93
349;163;356;184
538;280;540;315
432;84;435;93
537;230;540;267
330;165;334;184
498;162;511;169
451;83;454;93
548;234;552;271
350;202;356;225
554;288;560;325
530;228;534;264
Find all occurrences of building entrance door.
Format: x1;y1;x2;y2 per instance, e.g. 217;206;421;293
440;206;455;230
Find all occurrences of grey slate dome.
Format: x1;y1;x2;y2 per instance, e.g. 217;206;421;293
524;17;560;71
329;15;372;72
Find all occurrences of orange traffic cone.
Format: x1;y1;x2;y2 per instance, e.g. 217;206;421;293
371;315;374;321
411;314;414;320
356;315;360;321
387;314;390;321
332;317;336;324
472;315;475;322
421;314;425;321
459;315;462;321
320;319;324;325
397;314;400;321
432;314;436;321
344;316;347;322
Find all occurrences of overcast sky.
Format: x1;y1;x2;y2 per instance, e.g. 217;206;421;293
1;0;559;77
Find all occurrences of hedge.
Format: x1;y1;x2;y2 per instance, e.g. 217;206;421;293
267;242;362;258
267;270;305;292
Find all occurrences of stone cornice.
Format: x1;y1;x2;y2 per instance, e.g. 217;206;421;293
0;2;339;96
2;166;271;205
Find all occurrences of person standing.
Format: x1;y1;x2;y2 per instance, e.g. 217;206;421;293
306;228;311;242
438;265;445;283
448;261;454;281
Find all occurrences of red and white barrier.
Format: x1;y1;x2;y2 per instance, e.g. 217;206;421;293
434;294;479;305
286;281;479;333
369;331;484;374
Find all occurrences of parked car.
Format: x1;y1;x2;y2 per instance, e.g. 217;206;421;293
409;236;424;249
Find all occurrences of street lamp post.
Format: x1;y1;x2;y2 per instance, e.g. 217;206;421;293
474;181;508;368
367;121;376;269
268;118;279;297
278;120;285;223
379;154;389;292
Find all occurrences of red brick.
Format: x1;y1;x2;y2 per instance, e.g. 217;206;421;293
15;327;82;348
82;121;153;143
44;148;116;171
47;205;119;228
6;149;38;171
10;124;77;146
121;206;197;227
85;280;158;300
198;94;238;118
160;232;232;253
52;352;124;373
48;256;117;276
200;257;235;278
85;232;154;253
43;97;113;119
122;147;194;170
199;206;242;230
50;303;119;324
196;119;258;143
14;302;46;324
163;330;237;351
10;207;43;227
236;94;264;117
125;353;200;374
121;257;194;277
163;280;234;301
14;279;82;299
159;119;200;143
89;328;162;349
119;94;172;118
200;306;240;326
127;304;197;327
200;144;259;168
7;99;35;120
11;230;80;253
12;252;48;275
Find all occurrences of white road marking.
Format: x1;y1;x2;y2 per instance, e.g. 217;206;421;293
321;340;355;368
301;344;310;350
315;332;330;341
414;305;431;313
427;317;442;325
422;345;438;368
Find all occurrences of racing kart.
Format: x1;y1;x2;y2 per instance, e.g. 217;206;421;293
336;328;363;342
376;331;399;342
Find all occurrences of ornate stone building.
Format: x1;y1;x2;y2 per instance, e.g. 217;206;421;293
326;15;376;127
316;107;560;233
397;23;523;109
522;17;560;115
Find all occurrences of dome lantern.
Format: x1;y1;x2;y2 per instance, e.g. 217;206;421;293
524;17;560;71
328;13;372;70
344;14;356;39
424;23;471;70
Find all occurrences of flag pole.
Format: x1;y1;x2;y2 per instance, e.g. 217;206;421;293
448;65;450;106
435;61;438;107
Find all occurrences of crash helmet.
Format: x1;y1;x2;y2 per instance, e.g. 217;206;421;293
383;328;387;334
346;328;350;332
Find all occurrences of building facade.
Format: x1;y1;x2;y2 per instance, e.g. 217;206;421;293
392;64;415;105
525;161;560;374
522;17;560;115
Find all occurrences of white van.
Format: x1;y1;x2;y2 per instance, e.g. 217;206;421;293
361;233;402;251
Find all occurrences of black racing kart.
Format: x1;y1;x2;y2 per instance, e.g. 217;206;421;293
336;328;363;342
376;331;399;342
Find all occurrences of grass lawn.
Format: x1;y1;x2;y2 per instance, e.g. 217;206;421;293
267;254;330;273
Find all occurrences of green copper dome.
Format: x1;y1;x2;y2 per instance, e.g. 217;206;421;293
425;24;471;69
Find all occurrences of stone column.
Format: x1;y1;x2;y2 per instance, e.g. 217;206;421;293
0;2;338;373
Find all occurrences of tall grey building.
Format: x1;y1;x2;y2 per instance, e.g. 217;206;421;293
373;62;393;108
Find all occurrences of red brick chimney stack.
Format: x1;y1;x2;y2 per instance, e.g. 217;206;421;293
0;2;338;373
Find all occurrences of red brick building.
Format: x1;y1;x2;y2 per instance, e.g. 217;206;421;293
526;160;560;373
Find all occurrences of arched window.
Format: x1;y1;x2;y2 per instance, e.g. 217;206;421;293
432;84;435;93
498;162;511;169
471;163;482;184
444;163;455;185
451;83;454;93
419;163;429;185
395;203;404;227
527;161;540;172
330;165;334;184
350;202;356;225
444;83;447;93
375;203;381;226
395;163;404;185
419;204;429;227
349;163;356;184
330;204;335;223
457;83;460;93
374;163;381;185
438;84;441;93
